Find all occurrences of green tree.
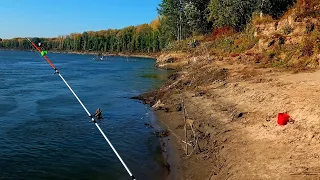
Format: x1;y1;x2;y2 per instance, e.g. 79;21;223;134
82;32;88;51
186;0;212;34
259;0;296;18
208;0;258;31
158;0;181;41
184;2;202;35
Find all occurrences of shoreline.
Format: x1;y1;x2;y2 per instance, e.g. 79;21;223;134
51;51;159;59
0;48;159;59
139;49;320;179
156;111;182;180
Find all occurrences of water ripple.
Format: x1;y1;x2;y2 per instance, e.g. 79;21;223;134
0;50;168;180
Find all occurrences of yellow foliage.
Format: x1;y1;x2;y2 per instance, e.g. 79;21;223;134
70;33;82;39
150;17;160;31
135;24;152;34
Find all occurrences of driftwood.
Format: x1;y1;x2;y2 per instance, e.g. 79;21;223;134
181;96;199;156
182;99;188;155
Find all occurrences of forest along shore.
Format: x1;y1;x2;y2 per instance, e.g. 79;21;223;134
0;48;159;59
134;52;320;180
0;48;159;58
50;51;159;59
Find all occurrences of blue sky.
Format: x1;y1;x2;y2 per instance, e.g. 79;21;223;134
0;0;161;39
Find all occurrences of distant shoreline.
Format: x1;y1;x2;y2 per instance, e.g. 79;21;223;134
0;48;159;59
63;51;159;59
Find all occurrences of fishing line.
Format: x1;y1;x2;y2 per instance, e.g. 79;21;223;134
26;38;136;180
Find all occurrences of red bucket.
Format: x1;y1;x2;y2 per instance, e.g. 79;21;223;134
278;113;290;125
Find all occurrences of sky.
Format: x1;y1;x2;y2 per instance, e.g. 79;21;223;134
0;0;161;39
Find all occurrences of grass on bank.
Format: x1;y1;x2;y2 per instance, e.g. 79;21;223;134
164;1;320;71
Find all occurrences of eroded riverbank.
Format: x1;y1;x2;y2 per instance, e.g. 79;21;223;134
136;53;320;179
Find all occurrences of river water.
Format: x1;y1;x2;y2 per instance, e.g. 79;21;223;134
0;50;168;180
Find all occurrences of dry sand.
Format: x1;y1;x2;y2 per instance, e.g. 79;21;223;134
144;59;320;180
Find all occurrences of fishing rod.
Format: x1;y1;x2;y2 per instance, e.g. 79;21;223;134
26;38;136;180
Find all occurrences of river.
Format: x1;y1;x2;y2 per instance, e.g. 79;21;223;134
0;50;168;180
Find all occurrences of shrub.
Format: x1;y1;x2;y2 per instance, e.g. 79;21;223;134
301;38;314;56
232;35;258;53
268;51;277;59
231;53;240;57
295;0;320;20
205;27;235;41
252;14;275;25
297;0;320;13
282;24;294;35
306;21;315;33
